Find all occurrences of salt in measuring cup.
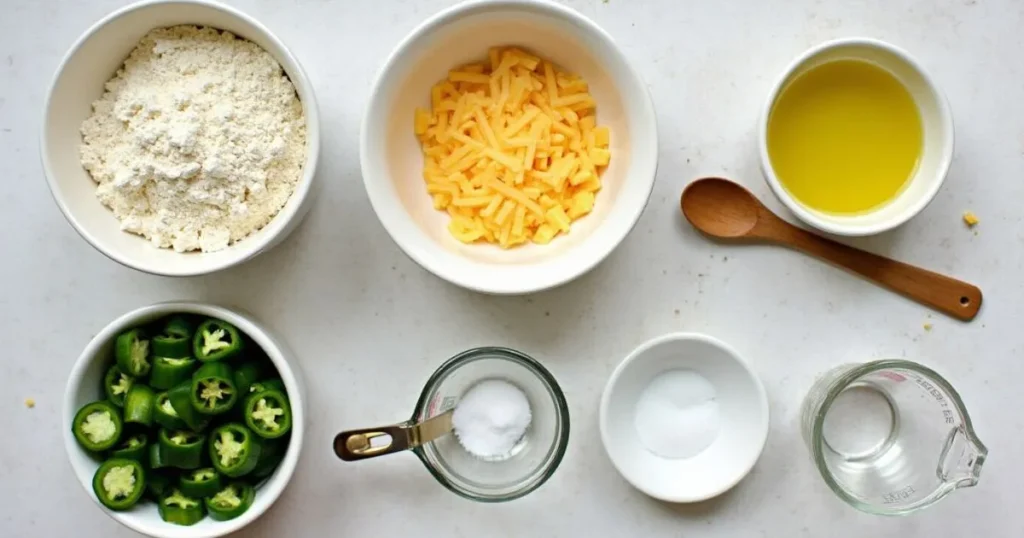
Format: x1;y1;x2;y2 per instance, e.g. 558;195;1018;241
333;347;570;502
801;359;987;515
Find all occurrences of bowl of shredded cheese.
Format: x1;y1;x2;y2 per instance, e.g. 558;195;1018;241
41;0;319;276
361;0;658;294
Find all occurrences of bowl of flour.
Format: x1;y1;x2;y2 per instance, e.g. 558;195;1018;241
41;0;319;276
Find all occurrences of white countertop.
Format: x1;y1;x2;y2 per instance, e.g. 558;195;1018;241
3;0;1022;536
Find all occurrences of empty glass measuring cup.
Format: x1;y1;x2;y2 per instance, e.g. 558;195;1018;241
801;360;987;515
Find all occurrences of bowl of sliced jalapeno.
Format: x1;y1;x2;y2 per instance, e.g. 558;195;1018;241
63;302;305;538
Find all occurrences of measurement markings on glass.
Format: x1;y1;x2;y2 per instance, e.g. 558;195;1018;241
881;485;915;504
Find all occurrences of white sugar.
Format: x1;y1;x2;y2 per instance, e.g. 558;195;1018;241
634;369;720;459
452;379;532;461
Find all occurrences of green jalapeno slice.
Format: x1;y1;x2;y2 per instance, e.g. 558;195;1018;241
72;400;123;452
110;432;148;462
244;389;292;439
150;356;196;391
158;428;207;469
205;481;255;521
193;319;242;362
209;423;261;478
151;316;193;359
124;384;156;427
167;381;211;432
190;363;237;415
103;365;134;408
179;467;222;498
158;489;205;526
116;328;151;377
93;458;145;511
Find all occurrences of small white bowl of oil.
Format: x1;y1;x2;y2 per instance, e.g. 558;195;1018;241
599;333;769;503
758;38;953;236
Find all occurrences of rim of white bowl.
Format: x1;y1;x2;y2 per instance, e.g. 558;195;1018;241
63;301;304;538
598;332;770;503
40;0;320;277
360;0;659;295
757;37;954;237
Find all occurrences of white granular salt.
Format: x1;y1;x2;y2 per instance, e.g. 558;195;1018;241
452;379;532;461
634;369;720;459
79;25;306;253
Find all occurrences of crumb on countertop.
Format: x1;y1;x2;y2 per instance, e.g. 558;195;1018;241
24;398;35;408
963;211;979;227
923;323;933;332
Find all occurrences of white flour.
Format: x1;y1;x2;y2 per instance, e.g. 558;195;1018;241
80;25;306;253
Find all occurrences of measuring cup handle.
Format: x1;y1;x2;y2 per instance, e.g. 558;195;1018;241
334;423;413;461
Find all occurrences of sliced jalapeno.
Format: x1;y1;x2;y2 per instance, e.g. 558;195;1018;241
158;489;205;526
72;400;123;452
150;356;196;390
168;381;210;432
179;467;222;498
110;433;149;462
209;423;261;477
191;362;237;415
251;436;288;479
232;361;268;398
154;391;186;430
146;470;173;500
205;481;254;521
244;389;292;439
248;378;285;395
103;364;134;407
92;458;145;511
158;428;207;469
116;328;152;377
152;316;193;359
193;319;243;362
124;384;156;427
149;442;169;470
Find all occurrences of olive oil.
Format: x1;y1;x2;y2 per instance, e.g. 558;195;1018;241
767;59;923;214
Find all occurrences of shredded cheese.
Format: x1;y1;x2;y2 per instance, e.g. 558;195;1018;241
415;47;611;247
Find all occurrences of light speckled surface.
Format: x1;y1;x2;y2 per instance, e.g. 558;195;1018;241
2;0;1022;536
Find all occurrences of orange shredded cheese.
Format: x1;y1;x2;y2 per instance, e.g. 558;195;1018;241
414;47;611;248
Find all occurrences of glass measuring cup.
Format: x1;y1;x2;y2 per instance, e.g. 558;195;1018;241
334;347;570;502
801;359;987;515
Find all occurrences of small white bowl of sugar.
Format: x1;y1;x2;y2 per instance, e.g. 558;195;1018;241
599;333;769;503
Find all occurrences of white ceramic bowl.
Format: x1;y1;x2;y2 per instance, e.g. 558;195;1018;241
63;302;306;538
361;0;658;294
758;38;953;236
599;333;769;503
41;0;320;276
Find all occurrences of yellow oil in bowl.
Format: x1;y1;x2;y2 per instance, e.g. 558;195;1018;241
767;59;923;215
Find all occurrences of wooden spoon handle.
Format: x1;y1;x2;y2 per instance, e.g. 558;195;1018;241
775;226;982;321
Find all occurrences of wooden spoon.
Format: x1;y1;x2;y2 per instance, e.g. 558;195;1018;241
680;177;982;321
